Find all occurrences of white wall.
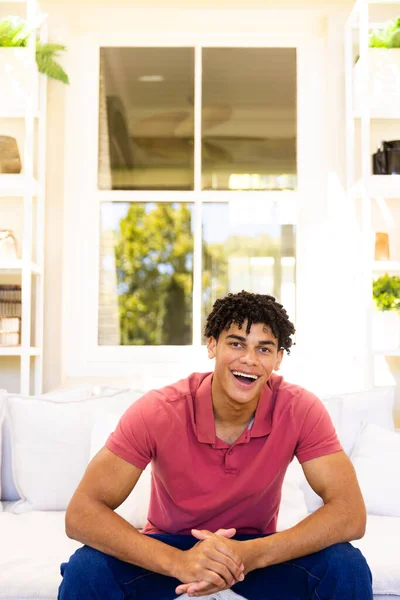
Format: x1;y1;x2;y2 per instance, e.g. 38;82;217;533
3;0;399;426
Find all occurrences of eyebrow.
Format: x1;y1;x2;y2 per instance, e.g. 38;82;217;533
226;334;277;348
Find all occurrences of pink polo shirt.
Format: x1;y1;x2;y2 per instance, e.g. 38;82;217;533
106;372;342;535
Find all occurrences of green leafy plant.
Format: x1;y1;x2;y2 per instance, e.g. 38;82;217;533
0;16;68;84
372;274;400;313
355;18;400;63
369;18;400;49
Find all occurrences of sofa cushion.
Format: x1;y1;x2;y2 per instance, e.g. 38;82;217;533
6;389;142;513
90;411;152;529
277;458;309;531
1;385;122;503
351;424;400;517
0;509;398;599
323;387;395;456
352;515;400;597
301;387;396;513
0;389;6;510
0;509;81;599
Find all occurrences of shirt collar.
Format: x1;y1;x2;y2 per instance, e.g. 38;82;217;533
194;372;275;444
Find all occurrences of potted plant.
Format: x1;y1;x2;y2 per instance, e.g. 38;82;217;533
0;15;68;115
353;18;400;114
372;274;400;350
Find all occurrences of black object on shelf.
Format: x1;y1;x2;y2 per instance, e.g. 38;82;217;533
373;140;400;174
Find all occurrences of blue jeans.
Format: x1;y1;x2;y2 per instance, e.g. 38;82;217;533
58;533;373;599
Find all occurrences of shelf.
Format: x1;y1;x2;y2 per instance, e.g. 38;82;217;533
353;111;400;120
373;261;400;273
0;346;41;357
351;175;400;199
0;260;42;275
0;111;40;119
0;174;39;197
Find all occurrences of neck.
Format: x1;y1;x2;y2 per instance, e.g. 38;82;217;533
211;374;259;426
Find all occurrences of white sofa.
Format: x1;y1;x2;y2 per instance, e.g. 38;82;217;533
1;384;400;600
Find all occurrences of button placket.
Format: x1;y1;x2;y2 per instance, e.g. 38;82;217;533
224;447;238;474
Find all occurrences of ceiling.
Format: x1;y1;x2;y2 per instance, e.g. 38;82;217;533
102;47;297;110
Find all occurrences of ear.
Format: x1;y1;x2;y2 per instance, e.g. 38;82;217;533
207;337;217;359
274;349;284;371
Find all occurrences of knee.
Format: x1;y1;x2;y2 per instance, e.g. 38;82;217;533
59;546;109;592
325;543;372;581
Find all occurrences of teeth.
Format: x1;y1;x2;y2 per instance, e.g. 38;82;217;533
232;371;258;380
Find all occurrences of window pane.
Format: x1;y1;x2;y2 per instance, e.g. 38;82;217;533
202;48;297;191
202;203;296;332
98;48;195;191
99;202;194;345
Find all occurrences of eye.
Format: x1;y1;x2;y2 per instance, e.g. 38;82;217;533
259;347;271;353
230;342;243;348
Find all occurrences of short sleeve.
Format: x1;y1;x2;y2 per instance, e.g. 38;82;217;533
105;392;157;470
295;394;343;464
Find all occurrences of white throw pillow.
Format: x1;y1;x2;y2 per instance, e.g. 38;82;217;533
301;387;395;513
1;385;113;502
42;384;95;401
90;412;152;530
0;389;6;510
43;385;131;402
277;458;309;531
351;423;400;517
6;389;143;513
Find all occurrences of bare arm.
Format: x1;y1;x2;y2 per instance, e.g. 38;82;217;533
242;451;367;571
66;447;181;575
66;447;244;587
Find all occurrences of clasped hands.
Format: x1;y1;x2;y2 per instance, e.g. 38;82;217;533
174;527;251;598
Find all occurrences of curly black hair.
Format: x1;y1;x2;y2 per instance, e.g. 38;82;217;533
204;290;295;354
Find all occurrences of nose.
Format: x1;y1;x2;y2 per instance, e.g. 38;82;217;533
239;347;258;366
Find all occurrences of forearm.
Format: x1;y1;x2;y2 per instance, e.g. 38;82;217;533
66;498;181;578
244;502;366;570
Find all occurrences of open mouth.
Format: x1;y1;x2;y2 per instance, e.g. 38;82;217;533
231;371;259;386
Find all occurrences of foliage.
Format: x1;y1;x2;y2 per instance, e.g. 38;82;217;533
372;274;400;313
114;204;194;345
0;16;68;84
36;41;69;84
369;18;400;49
0;16;30;46
354;18;400;63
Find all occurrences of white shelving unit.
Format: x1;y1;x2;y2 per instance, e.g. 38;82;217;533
351;174;400;198
0;0;47;394
345;0;400;386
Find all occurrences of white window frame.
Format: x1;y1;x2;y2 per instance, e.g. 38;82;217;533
63;18;327;381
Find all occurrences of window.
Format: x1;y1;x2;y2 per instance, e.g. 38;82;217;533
97;46;297;346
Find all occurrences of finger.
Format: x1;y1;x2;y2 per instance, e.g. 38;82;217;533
203;547;244;581
188;581;211;593
187;580;222;595
214;527;236;538
175;583;190;594
199;553;240;586
175;581;222;596
195;567;226;588
192;529;243;569
191;528;214;541
212;540;244;570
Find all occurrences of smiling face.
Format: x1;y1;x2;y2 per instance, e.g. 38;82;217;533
207;320;284;408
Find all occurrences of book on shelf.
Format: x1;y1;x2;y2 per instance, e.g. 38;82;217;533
0;316;21;346
0;284;22;317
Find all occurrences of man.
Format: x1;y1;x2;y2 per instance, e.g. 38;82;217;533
59;291;372;599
